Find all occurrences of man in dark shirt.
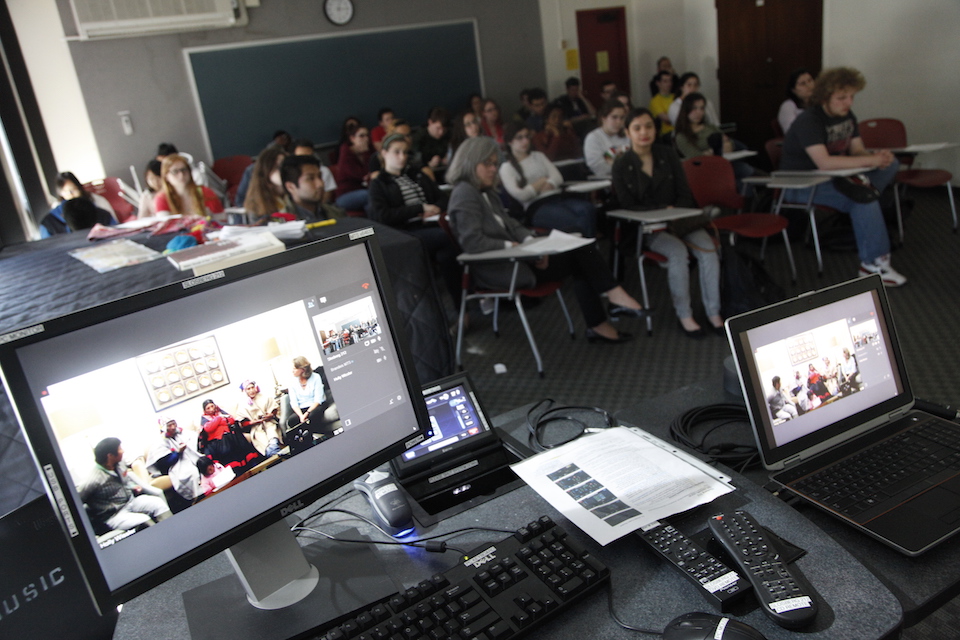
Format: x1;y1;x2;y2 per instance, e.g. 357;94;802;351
414;107;450;174
281;155;343;223
553;77;596;126
781;67;904;286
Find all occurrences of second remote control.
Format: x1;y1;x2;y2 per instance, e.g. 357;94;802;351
637;522;749;611
708;510;819;629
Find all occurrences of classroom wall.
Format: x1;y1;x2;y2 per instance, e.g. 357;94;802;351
8;1;959;188
36;0;546;179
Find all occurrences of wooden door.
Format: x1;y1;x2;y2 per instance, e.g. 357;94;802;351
576;7;631;106
716;0;822;153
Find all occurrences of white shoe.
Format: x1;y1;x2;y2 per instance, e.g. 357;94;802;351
859;256;906;287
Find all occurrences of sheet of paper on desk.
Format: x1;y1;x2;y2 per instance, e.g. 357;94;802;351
517;229;594;254
511;427;734;546
69;238;163;273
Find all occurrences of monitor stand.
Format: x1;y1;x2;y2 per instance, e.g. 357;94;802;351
182;522;397;640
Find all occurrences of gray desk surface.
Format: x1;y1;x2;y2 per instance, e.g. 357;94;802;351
616;378;960;627
114;402;900;640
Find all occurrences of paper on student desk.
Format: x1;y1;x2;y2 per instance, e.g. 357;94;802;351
517;229;594;254
892;142;957;154
511;426;734;546
219;220;306;240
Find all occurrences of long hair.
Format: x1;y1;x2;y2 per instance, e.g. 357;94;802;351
502;121;528;189
786;68;813;108
448;136;500;190
449;110;478;156
160;154;205;216
675;93;707;145
55;172;91;202
243;145;286;217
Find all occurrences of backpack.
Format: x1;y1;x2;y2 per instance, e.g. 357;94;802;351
721;247;786;317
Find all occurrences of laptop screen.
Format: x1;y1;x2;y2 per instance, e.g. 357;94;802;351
727;276;908;469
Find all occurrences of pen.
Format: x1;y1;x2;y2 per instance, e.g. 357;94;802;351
306;219;337;230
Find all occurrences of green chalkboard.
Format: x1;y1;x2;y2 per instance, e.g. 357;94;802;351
188;21;483;159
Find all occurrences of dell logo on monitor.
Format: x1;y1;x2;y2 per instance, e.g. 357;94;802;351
280;501;305;517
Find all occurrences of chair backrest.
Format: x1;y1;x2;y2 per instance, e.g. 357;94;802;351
765;138;784;171
211;155;254;187
770;117;784;139
682;156;744;211
84;177;136;223
859;118;908;149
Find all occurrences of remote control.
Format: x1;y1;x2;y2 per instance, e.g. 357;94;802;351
708;510;819;629
637;521;749;611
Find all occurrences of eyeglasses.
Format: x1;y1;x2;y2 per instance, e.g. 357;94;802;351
169;167;190;175
480;158;498;167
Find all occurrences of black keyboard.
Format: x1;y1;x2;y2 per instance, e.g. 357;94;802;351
791;417;960;519
317;516;609;640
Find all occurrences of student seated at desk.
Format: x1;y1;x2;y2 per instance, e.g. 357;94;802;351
40;171;116;238
414;107;450;174
532;104;582;163
136;160;163;218
781;66;904;286
667;72;719;127
448;110;483;162
292;138;337;205
499;122;596;238
778;68;815;135
281;155;343;223
674;93;758;187
155;154;224;219
582;100;630;179
243;146;289;223
480;99;506;149
367;133;460;306
611;108;722;338
447;136;644;344
336;123;372;212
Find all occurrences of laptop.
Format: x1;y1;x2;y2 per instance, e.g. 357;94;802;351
726;274;960;556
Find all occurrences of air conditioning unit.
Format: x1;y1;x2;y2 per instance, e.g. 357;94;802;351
70;0;248;40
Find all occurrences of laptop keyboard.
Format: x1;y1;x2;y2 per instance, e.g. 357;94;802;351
791;417;960;519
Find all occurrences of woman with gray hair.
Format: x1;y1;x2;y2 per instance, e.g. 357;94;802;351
446;137;644;344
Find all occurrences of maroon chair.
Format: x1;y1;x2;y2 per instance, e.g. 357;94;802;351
860;118;957;242
683;156;796;282
212;155;253;206
84;177;136;223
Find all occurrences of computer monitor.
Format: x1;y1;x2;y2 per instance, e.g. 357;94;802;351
0;228;430;619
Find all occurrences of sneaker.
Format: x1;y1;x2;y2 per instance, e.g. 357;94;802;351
859;256;907;287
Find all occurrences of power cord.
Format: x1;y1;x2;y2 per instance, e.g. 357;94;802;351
291;506;515;559
668;403;760;473
605;572;662;635
526;398;616;451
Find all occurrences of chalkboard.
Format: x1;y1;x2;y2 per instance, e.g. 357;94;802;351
187;21;483;160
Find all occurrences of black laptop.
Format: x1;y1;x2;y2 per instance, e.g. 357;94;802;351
726;274;960;556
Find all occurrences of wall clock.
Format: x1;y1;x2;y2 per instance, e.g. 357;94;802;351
324;0;355;26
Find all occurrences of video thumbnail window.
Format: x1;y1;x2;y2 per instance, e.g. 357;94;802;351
754;319;867;431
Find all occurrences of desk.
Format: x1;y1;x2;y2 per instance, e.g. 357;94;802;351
606;208;703;335
617;378;960;627
744;175;831;273
113;403;901;640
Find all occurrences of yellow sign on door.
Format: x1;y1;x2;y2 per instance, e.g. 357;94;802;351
596;51;610;73
566;49;579;71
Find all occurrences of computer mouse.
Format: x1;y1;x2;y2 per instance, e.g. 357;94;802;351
353;469;415;537
663;612;768;640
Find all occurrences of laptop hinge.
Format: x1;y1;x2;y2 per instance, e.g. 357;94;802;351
782;454;802;468
888;407;910;421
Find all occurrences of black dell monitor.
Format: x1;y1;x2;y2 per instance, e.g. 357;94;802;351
0;228;431;626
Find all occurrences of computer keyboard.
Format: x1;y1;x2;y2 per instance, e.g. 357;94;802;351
317;516;609;640
791;417;960;518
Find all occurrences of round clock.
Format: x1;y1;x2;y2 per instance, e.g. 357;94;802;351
324;0;354;26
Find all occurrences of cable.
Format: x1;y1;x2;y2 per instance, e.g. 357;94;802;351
605;576;662;635
526;398;616;451
668;403;760;470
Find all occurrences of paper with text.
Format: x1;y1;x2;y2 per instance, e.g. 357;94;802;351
511;427;734;545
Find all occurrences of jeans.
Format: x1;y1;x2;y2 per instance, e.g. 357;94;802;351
648;228;721;320
335;189;369;212
785;160;899;264
529;196;597;237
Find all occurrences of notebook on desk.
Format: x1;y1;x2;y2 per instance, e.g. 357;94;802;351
726;274;960;556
